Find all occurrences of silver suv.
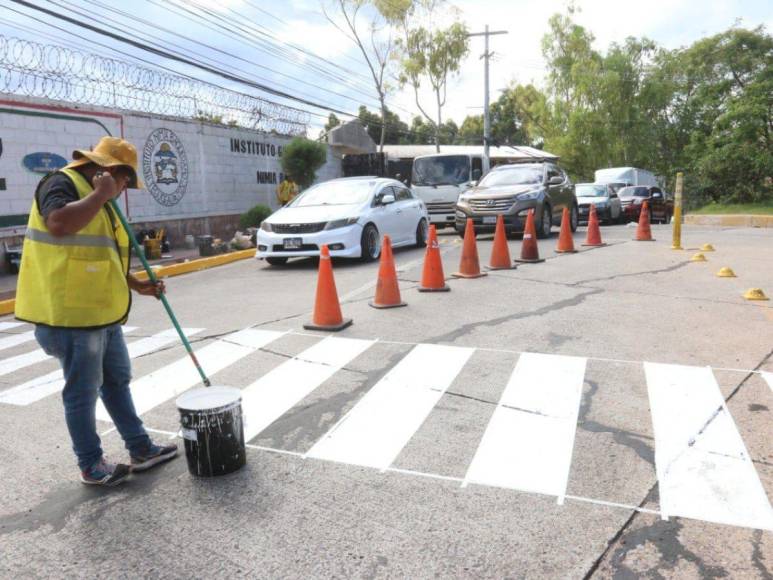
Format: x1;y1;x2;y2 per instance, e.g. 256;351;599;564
454;162;578;238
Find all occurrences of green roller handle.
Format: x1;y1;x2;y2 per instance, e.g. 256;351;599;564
109;199;212;387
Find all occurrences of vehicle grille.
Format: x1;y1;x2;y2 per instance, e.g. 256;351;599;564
425;201;456;214
271;244;320;252
271;222;326;234
468;196;516;211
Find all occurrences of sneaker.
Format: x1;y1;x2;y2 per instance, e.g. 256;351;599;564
80;458;131;487
130;442;178;472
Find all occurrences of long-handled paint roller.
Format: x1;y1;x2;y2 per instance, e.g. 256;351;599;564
108;199;212;387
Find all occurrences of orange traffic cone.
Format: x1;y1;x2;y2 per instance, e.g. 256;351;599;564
453;218;487;278
418;225;450;292
515;209;544;263
369;235;406;309
487;215;516;270
555;207;577;253
303;244;352;331
582;204;605;247
634;201;655;241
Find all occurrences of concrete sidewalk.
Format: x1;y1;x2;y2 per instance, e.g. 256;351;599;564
685;214;773;227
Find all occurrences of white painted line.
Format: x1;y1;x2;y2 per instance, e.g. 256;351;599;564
0;330;35;352
463;352;587;502
306;343;474;470
563;494;662;516
0;328;202;406
241;336;374;442
645;362;773;530
0;322;25;332
97;328;284;422
763;372;773;395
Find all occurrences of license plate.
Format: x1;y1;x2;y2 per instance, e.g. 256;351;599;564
482;216;497;224
579;207;589;214
283;238;302;249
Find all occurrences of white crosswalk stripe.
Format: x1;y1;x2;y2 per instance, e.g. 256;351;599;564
306;344;475;470
645;362;773;530
0;326;137;377
0;330;35;352
1;324;771;531
97;328;284;422
464;352;587;502
242;336;375;442
0;328;204;406
0;322;24;332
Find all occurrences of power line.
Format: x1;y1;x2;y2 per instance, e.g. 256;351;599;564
47;0;383;110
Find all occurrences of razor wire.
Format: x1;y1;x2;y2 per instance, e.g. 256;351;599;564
0;34;309;135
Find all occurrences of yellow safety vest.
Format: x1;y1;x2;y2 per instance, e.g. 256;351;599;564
15;168;132;328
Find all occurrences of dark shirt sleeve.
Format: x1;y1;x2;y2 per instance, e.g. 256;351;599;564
35;173;80;220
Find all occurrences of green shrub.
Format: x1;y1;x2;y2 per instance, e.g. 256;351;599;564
281;138;327;190
239;204;273;229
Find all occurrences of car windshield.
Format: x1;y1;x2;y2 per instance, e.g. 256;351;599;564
619;186;650;197
576;184;607;197
478;166;543;187
412;155;470;186
292;180;372;207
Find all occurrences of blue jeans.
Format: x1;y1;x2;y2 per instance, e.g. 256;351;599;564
35;324;151;470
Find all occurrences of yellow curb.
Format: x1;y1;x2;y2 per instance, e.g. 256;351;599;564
0;249;257;317
133;249;256;281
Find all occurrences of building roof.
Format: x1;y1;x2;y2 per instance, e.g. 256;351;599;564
381;144;558;161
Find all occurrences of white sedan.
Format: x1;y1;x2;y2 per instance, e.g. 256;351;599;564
256;177;429;265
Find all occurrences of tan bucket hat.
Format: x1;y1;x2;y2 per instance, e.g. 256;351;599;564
65;136;144;189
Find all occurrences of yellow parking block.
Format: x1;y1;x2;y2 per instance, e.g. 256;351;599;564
133;249;256;281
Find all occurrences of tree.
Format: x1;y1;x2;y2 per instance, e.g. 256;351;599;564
322;0;410;151
280;138;328;189
396;11;470;151
357;105;410;144
324;113;342;133
458;114;483;144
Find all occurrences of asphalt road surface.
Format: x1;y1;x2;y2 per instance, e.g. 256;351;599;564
1;222;772;578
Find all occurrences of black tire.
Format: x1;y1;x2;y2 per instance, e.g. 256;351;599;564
266;257;288;266
537;205;551;239
415;218;428;247
570;203;579;233
360;223;381;262
457;227;466;238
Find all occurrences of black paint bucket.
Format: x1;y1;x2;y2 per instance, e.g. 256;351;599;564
175;386;246;477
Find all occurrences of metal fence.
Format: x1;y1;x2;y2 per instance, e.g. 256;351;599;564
0;34;309;135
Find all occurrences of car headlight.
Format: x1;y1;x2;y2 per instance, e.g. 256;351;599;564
260;221;272;232
458;195;470;203
633;198;643;205
516;191;540;201
455;210;466;218
324;217;359;230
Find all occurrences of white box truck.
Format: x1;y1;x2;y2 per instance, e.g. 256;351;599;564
594;167;658;188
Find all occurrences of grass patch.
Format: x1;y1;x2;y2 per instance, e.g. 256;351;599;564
689;201;773;215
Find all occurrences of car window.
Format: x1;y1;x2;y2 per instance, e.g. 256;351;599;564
575;184;607;197
472;157;483;174
547;166;561;180
477;165;544;187
294;180;373;207
395;187;413;201
619;186;650;197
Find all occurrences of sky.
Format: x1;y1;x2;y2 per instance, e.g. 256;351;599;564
0;0;771;138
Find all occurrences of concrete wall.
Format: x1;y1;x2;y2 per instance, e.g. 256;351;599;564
0;96;341;263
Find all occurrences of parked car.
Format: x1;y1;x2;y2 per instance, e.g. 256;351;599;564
618;185;673;224
256;176;429;265
454;162;577;239
575;183;623;224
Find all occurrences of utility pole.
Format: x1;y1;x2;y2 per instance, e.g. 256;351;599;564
467;26;507;171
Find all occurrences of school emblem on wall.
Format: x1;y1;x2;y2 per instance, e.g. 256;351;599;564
142;128;189;207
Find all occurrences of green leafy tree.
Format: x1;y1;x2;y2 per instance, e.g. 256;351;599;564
280;138;328;189
397;15;470;151
458;114;483;144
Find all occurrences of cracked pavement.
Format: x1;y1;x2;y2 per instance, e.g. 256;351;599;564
0;222;771;578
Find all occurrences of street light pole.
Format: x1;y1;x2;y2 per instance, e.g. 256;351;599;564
467;26;507;171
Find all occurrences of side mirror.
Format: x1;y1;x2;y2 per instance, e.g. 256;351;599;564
548;175;562;185
472;168;482;181
381;194;395;205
